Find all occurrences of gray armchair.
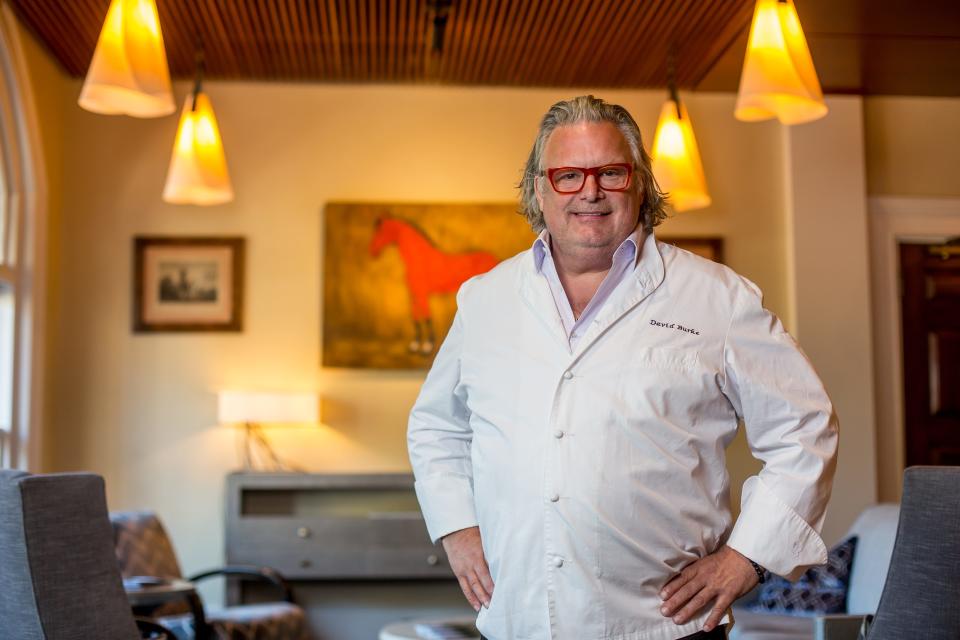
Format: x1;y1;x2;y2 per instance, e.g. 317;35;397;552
0;470;176;639
859;466;960;639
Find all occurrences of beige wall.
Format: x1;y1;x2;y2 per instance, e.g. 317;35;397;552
786;97;877;542
864;97;960;198
13;25;888;590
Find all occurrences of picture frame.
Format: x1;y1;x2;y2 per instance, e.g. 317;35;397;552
659;236;724;264
133;236;245;332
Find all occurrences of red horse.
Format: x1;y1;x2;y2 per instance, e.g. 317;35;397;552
369;216;498;355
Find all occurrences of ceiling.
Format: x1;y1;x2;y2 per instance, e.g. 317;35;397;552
699;0;960;96
9;0;960;96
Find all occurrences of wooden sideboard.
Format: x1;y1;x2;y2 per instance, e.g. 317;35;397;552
225;472;470;639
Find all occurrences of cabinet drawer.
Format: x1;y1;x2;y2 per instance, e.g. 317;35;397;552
228;516;452;579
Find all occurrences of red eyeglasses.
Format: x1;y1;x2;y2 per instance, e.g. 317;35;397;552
546;163;633;194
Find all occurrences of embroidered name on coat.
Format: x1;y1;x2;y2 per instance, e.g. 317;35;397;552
650;319;700;335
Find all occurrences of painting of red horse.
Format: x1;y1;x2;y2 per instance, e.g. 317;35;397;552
323;202;534;369
369;216;498;355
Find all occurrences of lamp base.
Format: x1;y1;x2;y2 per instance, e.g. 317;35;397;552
240;422;304;472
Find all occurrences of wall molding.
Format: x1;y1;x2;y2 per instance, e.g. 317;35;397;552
0;4;49;471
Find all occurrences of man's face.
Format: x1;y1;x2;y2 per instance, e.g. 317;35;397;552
535;121;642;257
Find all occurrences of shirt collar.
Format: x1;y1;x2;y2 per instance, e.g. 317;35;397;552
532;226;643;274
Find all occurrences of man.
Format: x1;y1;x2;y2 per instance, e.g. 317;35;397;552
408;95;838;640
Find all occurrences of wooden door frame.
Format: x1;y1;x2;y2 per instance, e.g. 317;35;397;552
869;196;960;501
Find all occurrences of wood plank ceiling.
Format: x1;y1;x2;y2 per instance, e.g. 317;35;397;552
9;0;755;89
12;1;960;95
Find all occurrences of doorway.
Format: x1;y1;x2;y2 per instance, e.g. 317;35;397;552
899;241;960;466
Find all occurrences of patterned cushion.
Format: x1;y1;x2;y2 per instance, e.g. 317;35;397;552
748;536;858;616
111;511;184;579
110;511;190;617
209;602;310;640
160;603;309;640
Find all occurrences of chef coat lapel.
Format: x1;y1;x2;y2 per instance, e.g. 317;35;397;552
571;231;666;361
518;256;574;353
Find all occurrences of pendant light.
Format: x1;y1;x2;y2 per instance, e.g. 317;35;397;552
735;0;827;125
651;53;711;213
163;51;234;206
78;0;175;118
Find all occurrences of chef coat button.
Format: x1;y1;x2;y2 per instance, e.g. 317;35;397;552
549;493;559;502
554;430;564;439
563;371;573;380
553;556;564;568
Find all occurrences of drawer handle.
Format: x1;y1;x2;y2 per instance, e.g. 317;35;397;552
300;559;312;568
297;527;311;539
426;554;439;566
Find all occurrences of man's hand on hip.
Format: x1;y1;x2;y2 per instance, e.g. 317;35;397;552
659;544;759;632
442;526;494;612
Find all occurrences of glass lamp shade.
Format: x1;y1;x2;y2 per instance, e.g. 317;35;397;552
651;99;711;213
163;92;234;206
78;0;175;118
735;0;827;125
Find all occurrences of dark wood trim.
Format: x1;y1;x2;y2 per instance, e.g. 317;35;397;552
659;235;724;264
899;241;960;466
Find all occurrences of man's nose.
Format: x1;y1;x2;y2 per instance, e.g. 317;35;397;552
580;174;603;200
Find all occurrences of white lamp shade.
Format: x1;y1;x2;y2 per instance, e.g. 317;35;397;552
651;99;711;213
218;391;319;425
735;0;827;125
163;91;234;206
78;0;175;118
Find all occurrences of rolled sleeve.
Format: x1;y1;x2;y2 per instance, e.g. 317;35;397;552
408;308;478;543
414;472;477;543
721;279;839;580
727;477;828;580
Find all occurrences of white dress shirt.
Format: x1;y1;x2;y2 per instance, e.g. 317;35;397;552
533;228;638;350
408;231;839;640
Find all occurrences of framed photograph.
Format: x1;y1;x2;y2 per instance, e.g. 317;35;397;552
133;236;245;332
323;202;535;369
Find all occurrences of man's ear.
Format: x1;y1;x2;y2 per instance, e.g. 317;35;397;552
534;175;544;211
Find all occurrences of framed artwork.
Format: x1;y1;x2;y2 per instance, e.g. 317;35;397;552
133;236;245;332
323;202;535;369
659;236;724;264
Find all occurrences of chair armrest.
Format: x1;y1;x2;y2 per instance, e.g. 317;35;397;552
813;614;869;640
187;564;294;602
135;617;178;639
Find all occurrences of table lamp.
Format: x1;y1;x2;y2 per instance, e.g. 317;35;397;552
217;391;318;471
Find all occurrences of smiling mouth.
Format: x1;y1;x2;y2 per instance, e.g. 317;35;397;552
571;211;611;217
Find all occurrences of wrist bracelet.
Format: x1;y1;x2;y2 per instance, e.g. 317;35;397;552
748;559;767;583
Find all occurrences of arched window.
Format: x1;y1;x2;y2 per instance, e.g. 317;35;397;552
0;5;48;470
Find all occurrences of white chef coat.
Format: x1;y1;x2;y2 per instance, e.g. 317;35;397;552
408;230;839;640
